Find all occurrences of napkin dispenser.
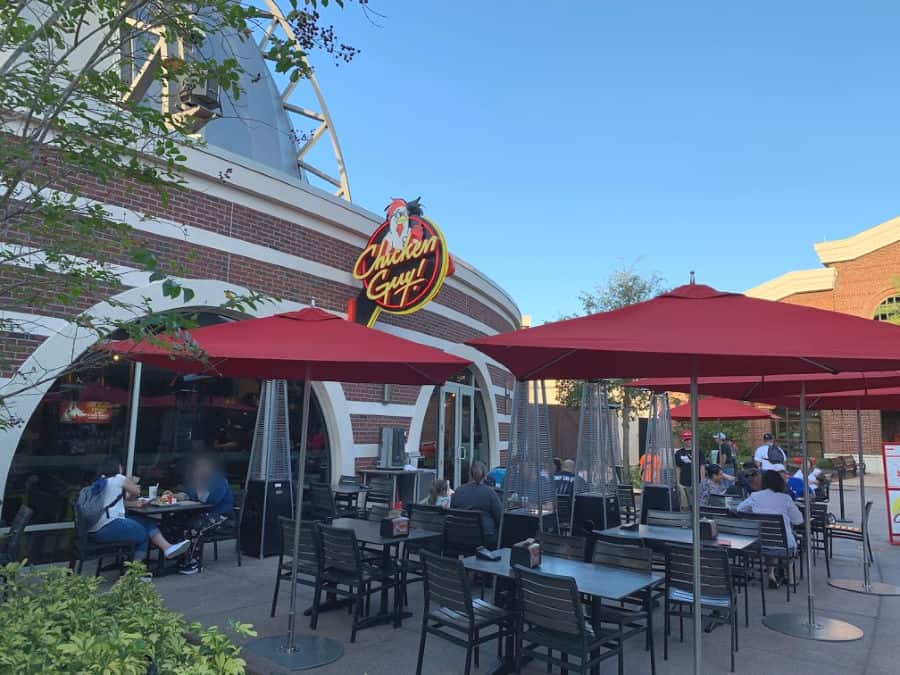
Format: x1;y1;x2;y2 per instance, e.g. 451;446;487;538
510;538;541;568
699;518;718;540
380;515;409;538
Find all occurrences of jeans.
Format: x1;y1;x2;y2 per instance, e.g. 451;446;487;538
90;516;160;559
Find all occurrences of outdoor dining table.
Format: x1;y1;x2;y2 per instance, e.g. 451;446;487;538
126;500;211;516
329;517;442;626
462;547;663;675
594;523;758;551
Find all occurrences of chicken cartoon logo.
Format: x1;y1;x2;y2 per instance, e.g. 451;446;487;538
352;197;452;326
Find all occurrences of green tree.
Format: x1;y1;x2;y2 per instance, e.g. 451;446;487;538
556;264;669;476
0;0;357;428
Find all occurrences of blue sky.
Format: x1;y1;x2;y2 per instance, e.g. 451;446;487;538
309;1;900;323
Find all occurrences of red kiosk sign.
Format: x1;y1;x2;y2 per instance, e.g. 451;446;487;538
882;443;900;545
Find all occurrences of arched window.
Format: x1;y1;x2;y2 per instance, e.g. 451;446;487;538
874;295;900;323
1;310;330;562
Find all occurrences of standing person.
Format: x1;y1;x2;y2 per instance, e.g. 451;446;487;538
674;430;706;511
554;459;576;495
712;432;735;478
170;454;234;575
552;457;562;476
754;432;787;470
450;460;503;546
737;470;803;588
639;450;661;483
87;458;190;565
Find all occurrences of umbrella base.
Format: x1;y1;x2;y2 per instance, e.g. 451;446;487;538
243;634;343;670
829;578;900;596
763;613;863;641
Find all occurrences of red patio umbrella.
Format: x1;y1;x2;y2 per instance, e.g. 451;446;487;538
468;282;900;656
103;306;471;667
668;396;777;421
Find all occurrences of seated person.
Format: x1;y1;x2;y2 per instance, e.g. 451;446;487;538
421;479;452;508
450;460;503;546
170;454;234;575
698;464;729;505
88;458;190;565
736;470;803;588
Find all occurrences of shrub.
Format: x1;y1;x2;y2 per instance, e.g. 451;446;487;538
0;561;255;674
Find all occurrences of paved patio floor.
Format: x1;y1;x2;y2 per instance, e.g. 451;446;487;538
150;478;900;675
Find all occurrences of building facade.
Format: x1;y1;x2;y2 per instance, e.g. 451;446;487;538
0;14;519;559
746;216;900;469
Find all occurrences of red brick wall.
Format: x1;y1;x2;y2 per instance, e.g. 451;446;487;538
349;414;412;445
0;332;46;377
821;409;881;456
341;383;421;405
354;456;378;474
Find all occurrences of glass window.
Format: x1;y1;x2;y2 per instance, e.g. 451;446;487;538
772;407;823;459
287;380;331;487
875;296;900;323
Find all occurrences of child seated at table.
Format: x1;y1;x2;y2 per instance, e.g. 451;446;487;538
87;458;190;566
421;479;452;508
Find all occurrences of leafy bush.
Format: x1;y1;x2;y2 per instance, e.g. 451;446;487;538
0;561;255;674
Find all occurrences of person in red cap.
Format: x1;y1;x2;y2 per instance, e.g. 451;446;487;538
674;429;706;510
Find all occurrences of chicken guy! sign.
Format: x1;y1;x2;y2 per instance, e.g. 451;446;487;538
352;197;450;327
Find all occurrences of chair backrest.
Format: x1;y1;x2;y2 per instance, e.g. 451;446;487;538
365;476;394;506
2;505;34;563
616;484;636;511
707;494;727;508
515;566;585;639
443;509;484;557
318;524;362;576
863;500;873;529
699;505;730;520
737;511;788;551
808;502;828;531
368;503;390;520
408;503;447;533
278;516;320;573
309;483;336;521
538;532;586;561
339;475;360;486
646;509;690;528
591;539;652;572
665;543;733;600
231;489;245;516
714;516;761;545
421;550;474;621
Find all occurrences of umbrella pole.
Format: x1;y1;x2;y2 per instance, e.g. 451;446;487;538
244;365;344;669
763;382;864;641
690;368;701;675
829;402;900;596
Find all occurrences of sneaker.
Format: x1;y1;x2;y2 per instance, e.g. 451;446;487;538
164;540;191;559
139;574;154;583
178;563;200;575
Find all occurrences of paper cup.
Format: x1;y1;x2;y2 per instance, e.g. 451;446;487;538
148;485;158;499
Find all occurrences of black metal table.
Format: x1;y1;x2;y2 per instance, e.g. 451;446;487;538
462;548;663;675
125;500;211;576
595;523;758;551
329;517;441;626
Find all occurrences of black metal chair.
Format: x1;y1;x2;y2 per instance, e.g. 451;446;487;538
646;510;690;528
308;483;345;522
826;500;873;564
363;476;394;516
556;494;573;534
708;493;729;508
69;503;134;577
402;504;447;603
616;485;637;524
663;543;739;673
537;531;587;561
200;489;243;567
514;565;623;675
590;539;658;675
314;523;402;642
270;517;321;620
415;551;514;675
699;505;730;520
335;475;362;514
715;517;765;625
0;505;34;565
799;501;830;576
737;511;798;601
443;510;485;558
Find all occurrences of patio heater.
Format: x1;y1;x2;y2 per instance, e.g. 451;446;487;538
571;381;621;534
605;403;624;484
240;379;294;558
641;392;678;519
498;380;557;547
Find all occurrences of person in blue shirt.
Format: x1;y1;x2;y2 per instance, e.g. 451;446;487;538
172;454;234;574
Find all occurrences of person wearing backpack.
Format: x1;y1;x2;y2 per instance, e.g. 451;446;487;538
83;457;190;562
753;432;787;471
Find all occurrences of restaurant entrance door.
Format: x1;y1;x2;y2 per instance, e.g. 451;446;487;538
439;381;475;489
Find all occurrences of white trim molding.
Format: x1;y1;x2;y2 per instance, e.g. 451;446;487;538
745;268;837;301
815;216;900;265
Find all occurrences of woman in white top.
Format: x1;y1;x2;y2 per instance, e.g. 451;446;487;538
88;457;190;561
736;470;803;588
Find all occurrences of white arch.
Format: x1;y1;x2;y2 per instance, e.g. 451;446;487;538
0;279;303;501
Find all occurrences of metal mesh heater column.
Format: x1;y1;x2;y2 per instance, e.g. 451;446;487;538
241;379;293;557
499;380;556;545
605;405;624;484
640;391;679;516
